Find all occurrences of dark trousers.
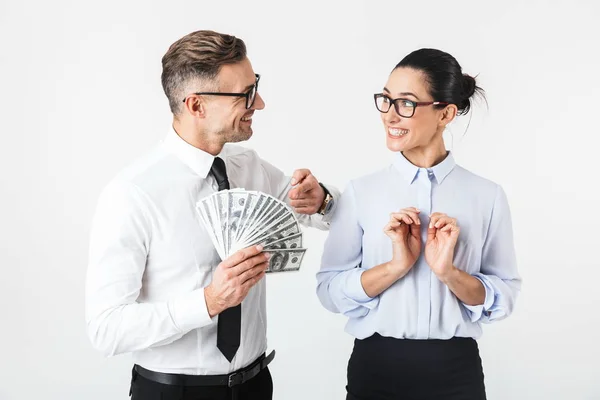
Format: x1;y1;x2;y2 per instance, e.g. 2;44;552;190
347;334;486;400
130;367;273;400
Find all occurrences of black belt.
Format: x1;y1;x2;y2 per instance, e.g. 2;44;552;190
133;350;275;388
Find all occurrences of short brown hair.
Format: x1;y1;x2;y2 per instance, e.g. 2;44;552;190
161;30;247;115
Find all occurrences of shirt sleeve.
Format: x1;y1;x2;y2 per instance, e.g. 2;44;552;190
257;155;340;230
316;181;380;318
85;180;215;357
462;185;522;323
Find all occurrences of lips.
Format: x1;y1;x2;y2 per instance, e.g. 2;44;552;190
241;113;253;122
388;127;409;137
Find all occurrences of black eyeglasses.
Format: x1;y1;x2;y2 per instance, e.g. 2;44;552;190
374;93;449;118
183;74;260;109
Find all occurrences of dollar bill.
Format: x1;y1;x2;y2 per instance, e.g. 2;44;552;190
241;195;278;240
243;218;300;249
263;232;303;250
226;190;248;255
242;203;293;244
263;248;306;272
214;192;229;255
196;189;305;263
234;192;268;244
245;211;297;245
197;196;225;260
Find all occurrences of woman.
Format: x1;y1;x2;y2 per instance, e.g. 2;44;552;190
316;48;521;400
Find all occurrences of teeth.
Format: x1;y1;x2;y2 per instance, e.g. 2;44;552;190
389;127;409;136
241;116;252;121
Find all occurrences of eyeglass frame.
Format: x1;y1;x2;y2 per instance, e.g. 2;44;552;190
373;93;449;118
182;74;261;109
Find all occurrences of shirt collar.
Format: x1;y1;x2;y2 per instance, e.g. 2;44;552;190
393;151;456;184
163;127;216;178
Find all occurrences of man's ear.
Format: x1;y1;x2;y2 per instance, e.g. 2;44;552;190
182;95;207;118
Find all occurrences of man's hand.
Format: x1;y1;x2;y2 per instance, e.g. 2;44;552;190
204;245;270;317
288;169;325;215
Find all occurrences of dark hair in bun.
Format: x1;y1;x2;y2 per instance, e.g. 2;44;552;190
395;48;485;115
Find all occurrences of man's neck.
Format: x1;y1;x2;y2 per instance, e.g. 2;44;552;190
173;119;224;156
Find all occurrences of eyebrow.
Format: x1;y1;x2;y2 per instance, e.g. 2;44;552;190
241;76;258;92
383;87;420;100
224;79;255;94
242;81;255;92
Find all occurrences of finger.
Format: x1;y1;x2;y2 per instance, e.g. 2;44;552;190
390;212;415;225
290;199;318;209
288;182;316;200
393;211;419;223
241;270;266;291
292;206;318;215
401;210;421;225
427;224;437;242
428;213;446;229
386;217;411;234
427;215;443;241
409;223;421;237
231;252;270;276
385;218;405;230
220;245;264;269
391;215;412;225
433;217;450;229
401;207;420;214
444;218;458;229
239;261;269;284
384;220;402;233
290;169;311;186
434;217;455;229
288;187;298;200
441;224;459;233
388;220;403;228
295;180;317;195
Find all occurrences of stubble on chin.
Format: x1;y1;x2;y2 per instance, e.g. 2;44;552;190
226;128;252;143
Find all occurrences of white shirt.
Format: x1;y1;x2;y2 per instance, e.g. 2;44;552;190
86;128;338;375
316;151;521;340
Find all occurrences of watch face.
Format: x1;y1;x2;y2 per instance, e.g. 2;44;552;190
324;196;334;213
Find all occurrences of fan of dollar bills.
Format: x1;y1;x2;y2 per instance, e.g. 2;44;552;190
196;189;306;273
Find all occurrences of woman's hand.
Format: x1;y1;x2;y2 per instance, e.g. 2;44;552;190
425;212;460;279
384;207;422;276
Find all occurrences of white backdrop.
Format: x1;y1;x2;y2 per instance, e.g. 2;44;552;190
1;1;599;399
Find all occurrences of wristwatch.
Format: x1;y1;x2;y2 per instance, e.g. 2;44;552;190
317;183;334;216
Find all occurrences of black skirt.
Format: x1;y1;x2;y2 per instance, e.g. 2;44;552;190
346;333;486;400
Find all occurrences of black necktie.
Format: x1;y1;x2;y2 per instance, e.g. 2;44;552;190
210;157;240;362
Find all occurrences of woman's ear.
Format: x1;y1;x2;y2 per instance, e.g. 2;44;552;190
439;104;458;128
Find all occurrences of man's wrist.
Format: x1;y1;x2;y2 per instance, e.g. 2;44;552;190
204;286;221;318
317;183;332;215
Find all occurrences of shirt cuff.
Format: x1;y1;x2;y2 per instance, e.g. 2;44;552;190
343;268;374;304
168;289;216;333
462;275;495;323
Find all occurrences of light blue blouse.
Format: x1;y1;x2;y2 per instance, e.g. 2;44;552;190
316;152;521;340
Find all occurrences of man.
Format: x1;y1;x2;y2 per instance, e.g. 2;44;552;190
85;30;338;400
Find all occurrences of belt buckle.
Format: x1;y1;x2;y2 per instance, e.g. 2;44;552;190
227;371;244;387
